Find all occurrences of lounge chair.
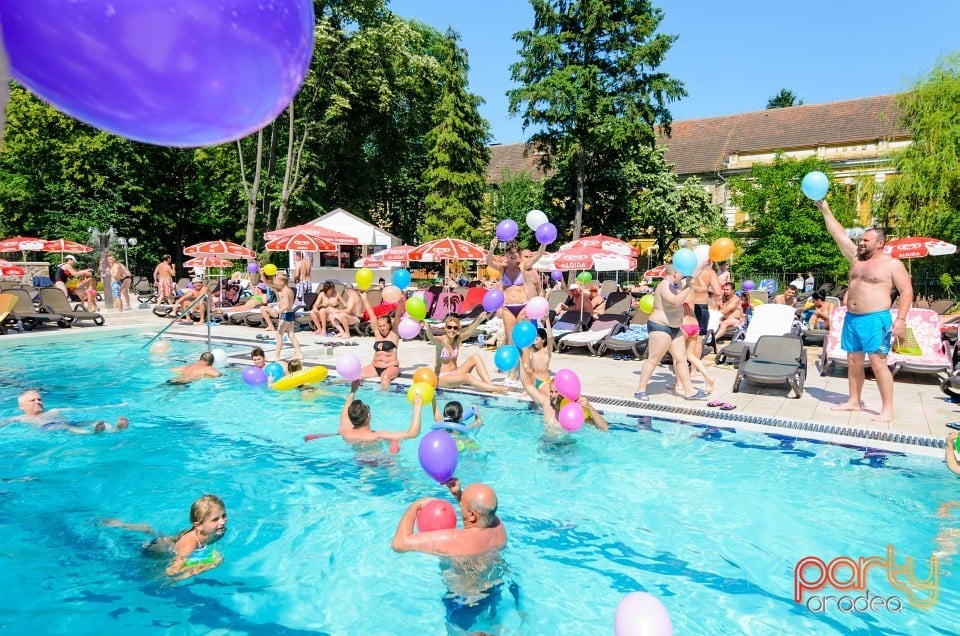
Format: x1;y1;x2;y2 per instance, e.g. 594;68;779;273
557;314;628;355
0;292;17;334
887;308;953;379
701;309;724;357
927;299;955;316
429;291;462;322
38;288;105;326
551;310;591;351
595;310;649;359
816;307;869;376
457;287;487;316
733;335;807;398
8;289;69;330
800;296;841;346
599;280;619;297
603;291;632;315
715;304;796;366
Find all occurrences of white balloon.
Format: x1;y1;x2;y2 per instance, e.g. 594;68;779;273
211;348;227;368
614;592;673;636
526;209;549;231
149;340;170;355
694;244;711;266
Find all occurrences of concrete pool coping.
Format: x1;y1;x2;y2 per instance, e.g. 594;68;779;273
3;307;955;460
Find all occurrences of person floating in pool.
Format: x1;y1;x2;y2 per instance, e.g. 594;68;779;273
392;479;518;632
102;494;228;579
432;399;483;452
169;352;223;384
518;365;608;435
337;379;423;453
9;390;129;434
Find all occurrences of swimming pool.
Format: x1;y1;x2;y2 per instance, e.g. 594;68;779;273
0;334;957;634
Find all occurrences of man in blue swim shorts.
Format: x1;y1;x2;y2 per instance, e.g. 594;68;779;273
817;200;913;423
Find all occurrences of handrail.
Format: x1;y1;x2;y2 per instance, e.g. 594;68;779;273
142;294;213;350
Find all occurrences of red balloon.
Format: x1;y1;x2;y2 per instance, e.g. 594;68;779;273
417;499;458;533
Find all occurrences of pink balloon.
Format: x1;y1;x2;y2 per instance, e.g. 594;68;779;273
553;368;581;401
614;592;673;636
558;402;585;432
335;354;362;381
525;296;549;320
397;317;422;340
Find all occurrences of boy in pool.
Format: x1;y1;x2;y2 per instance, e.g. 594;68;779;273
338;379;424;453
102;494;228;579
432;399;483;451
9;390;129;434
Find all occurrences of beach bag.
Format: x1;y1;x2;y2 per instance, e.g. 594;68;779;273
893;327;922;356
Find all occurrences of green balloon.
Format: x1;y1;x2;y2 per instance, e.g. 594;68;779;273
576;271;592;284
405;297;427;321
639;294;655;314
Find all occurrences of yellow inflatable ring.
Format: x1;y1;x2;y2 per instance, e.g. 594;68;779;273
272;365;329;391
750;298;765;307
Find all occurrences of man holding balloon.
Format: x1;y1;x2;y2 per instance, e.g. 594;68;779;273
337;379;423;449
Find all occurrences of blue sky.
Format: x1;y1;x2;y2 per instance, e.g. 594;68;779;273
390;0;959;145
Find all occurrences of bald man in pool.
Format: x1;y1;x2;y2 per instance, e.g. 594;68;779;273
10;390;129;434
391;478;506;557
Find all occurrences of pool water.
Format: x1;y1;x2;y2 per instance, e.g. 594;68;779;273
0;335;957;634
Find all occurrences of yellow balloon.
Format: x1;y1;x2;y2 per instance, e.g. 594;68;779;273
263;263;278;276
356;267;374;291
407;381;435;405
560;397;590;420
750;297;765;307
638;294;655;314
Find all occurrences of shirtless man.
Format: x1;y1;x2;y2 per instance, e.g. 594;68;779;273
293;252;313;302
773;284;799;308
689;259;722;358
337;379;423;451
106;254;132;311
329;283;363;338
807;292;833;330
271;272;303;361
817;199;913;422
170;352;223;384
713;282;743;342
11;390;129;433
174;279;209;324
153;255;176;305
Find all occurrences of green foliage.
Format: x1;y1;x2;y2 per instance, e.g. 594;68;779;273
421;30;491;242
766;88;802;109
730;153;855;280
881;54;960;244
485;170;548;248
508;0;686;242
941;273;955;299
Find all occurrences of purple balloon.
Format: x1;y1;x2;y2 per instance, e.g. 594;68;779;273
242;366;268;386
535;222;558;245
247;263;259;274
551;270;563;282
482;289;505;312
742;279;756;292
418;430;459;483
1;0;315;147
496;219;519;242
397;317;422;340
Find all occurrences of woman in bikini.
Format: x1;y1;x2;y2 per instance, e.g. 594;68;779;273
633;264;709;402
677;303;715;394
485;239;545;368
424;315;508;394
359;290;404;390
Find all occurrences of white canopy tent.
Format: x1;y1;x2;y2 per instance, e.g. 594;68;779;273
286;208;401;269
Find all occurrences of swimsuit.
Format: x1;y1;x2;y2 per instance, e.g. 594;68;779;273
439;346;459;361
504;304;525;317
841;310;892;355
501;269;524;288
693;303;709;336
373;340;397;352
111;280;122;297
280;311;296;322
646;319;681;339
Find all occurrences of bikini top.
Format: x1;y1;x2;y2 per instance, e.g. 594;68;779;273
373;339;397;352
501;268;525;288
439;346;459;361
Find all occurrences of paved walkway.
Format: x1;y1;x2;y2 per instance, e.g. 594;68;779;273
12;305;957;458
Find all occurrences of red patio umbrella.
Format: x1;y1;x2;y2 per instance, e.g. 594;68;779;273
533;247;637;272
559;234;639;257
184;240;257;259
263;231;338;253
408;238;489;283
42;239;94;262
0;236;46;254
883;237;957;260
643;264;669;279
0;259;26;277
183;256;233;268
354;244;416;268
264;223;359;245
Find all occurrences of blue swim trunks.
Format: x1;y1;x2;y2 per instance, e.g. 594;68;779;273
111;279;122;298
841;310;892;355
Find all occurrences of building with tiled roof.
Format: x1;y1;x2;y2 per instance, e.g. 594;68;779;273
486;94;912;231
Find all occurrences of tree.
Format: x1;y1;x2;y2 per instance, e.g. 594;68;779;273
485;170;547;248
633;146;725;256
508;0;685;244
881;54;960;243
729;153;856;279
766;88;802;109
421;29;491;242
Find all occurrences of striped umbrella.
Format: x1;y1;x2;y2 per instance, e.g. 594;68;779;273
184;240;257;259
264;231;338;253
264;223;358;245
0;259;26;277
43;239;94;262
0;236;46;253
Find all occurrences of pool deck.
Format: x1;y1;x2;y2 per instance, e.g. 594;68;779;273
5;306;957;458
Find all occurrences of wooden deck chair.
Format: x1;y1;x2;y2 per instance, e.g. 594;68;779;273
733;335;807;398
38;288;104;326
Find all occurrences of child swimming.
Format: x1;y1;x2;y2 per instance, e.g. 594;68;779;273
102;494;228;579
432;400;483;451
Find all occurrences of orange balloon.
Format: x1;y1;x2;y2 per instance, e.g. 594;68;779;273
485;266;501;280
412;367;439;388
709;237;734;262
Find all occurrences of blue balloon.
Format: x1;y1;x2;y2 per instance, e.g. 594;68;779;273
512;321;537;349
801;171;829;201
494;345;520;372
757;279;779;295
672;248;697;276
264;362;285;383
392;268;411;290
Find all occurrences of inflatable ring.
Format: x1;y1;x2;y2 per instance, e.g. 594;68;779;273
272;365;329;391
750;297;765;307
431;421;473;435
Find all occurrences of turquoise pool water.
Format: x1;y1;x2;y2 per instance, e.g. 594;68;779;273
0;335;957;634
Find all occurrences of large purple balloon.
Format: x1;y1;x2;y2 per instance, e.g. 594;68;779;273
1;0;315;147
535;222;558;245
496;219;519;242
418;430;459;483
482;289;505;312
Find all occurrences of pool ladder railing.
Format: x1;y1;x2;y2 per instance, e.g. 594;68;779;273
142;294;213;352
